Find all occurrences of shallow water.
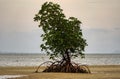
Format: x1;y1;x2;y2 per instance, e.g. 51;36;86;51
0;54;120;66
0;75;26;79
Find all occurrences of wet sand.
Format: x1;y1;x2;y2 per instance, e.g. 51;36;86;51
0;65;120;79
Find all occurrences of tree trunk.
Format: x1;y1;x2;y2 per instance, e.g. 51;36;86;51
63;49;71;64
66;49;71;63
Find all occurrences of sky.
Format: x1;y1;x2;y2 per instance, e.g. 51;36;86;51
0;0;120;54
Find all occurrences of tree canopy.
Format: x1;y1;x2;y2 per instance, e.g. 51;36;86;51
34;2;87;60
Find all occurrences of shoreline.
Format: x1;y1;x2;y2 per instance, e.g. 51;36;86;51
0;65;120;79
0;75;26;79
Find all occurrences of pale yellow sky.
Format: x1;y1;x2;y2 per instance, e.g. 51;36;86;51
0;0;120;32
0;0;120;53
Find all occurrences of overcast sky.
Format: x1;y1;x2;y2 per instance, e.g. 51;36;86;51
0;0;120;54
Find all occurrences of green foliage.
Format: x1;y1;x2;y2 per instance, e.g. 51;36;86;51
34;2;87;60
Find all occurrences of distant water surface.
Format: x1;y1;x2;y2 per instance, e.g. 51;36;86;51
0;54;120;66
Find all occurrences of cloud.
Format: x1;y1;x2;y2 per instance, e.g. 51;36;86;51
0;30;42;53
83;28;120;53
114;27;120;31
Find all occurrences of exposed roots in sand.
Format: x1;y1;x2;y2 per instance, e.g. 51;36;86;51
35;61;91;73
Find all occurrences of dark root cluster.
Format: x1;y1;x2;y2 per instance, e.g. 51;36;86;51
35;61;91;73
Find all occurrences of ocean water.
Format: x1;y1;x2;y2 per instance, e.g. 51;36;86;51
0;54;120;66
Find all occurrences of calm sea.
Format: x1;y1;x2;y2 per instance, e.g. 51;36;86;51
0;54;120;66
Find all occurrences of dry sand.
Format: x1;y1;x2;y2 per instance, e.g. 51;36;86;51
0;65;120;79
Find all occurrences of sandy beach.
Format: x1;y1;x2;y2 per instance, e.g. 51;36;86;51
0;65;120;79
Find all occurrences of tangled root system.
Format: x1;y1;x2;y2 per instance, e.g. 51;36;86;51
35;61;91;73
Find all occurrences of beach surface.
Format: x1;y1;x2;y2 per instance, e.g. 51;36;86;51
0;65;120;79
